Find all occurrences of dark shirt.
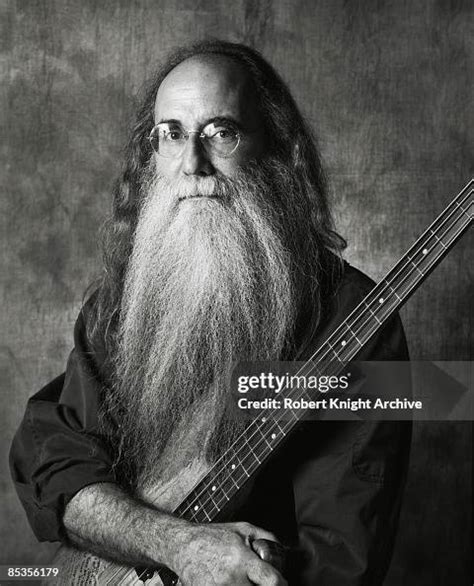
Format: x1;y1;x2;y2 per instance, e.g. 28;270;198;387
9;264;411;585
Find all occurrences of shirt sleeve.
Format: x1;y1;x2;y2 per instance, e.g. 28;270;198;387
9;303;116;543
290;268;412;585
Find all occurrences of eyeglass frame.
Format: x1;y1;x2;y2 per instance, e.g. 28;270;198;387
148;120;243;159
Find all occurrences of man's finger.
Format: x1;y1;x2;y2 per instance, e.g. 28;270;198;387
233;522;279;546
252;528;279;544
246;559;288;586
251;539;286;573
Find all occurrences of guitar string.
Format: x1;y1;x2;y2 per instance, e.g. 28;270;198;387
105;185;472;585
174;185;473;518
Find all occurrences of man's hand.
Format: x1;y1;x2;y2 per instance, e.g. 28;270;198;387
169;522;288;585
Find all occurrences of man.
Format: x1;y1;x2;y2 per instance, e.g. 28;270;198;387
10;41;411;585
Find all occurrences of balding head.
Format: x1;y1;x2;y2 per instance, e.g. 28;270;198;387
153;55;267;178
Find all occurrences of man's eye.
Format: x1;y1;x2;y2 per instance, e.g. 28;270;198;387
210;127;238;143
166;130;184;141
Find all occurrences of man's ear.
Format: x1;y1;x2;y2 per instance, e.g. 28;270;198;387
292;141;303;168
293;142;300;159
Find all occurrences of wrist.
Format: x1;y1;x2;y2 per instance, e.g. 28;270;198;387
148;514;194;571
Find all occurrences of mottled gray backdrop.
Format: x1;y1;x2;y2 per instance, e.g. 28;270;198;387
1;1;472;584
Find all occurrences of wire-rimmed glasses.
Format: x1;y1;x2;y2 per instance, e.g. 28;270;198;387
148;121;241;158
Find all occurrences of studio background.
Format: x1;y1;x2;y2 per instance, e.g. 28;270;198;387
1;1;472;585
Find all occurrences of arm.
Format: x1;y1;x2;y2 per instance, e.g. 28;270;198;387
63;482;286;585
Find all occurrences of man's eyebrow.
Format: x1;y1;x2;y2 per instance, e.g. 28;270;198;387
156;118;182;126
156;116;244;130
206;116;243;130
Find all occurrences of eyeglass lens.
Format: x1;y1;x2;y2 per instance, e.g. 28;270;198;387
149;124;240;158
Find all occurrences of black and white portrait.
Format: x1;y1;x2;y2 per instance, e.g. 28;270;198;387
1;2;472;585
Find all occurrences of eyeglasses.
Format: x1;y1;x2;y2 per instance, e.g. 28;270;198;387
148;121;241;159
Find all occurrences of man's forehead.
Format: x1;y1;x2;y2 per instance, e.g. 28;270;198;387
154;55;260;127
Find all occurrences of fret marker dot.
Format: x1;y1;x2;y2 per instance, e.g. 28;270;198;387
379;298;384;303
261;417;266;423
271;433;276;439
212;486;216;491
422;248;428;255
341;340;346;346
231;464;236;469
194;505;199;511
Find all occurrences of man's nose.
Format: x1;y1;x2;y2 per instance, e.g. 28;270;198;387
181;135;214;176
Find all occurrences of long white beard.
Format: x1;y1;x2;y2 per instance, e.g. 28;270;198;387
112;162;300;488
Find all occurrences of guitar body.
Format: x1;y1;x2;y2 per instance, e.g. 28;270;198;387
49;548;182;585
46;546;169;586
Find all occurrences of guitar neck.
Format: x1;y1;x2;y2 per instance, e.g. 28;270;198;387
172;179;473;525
